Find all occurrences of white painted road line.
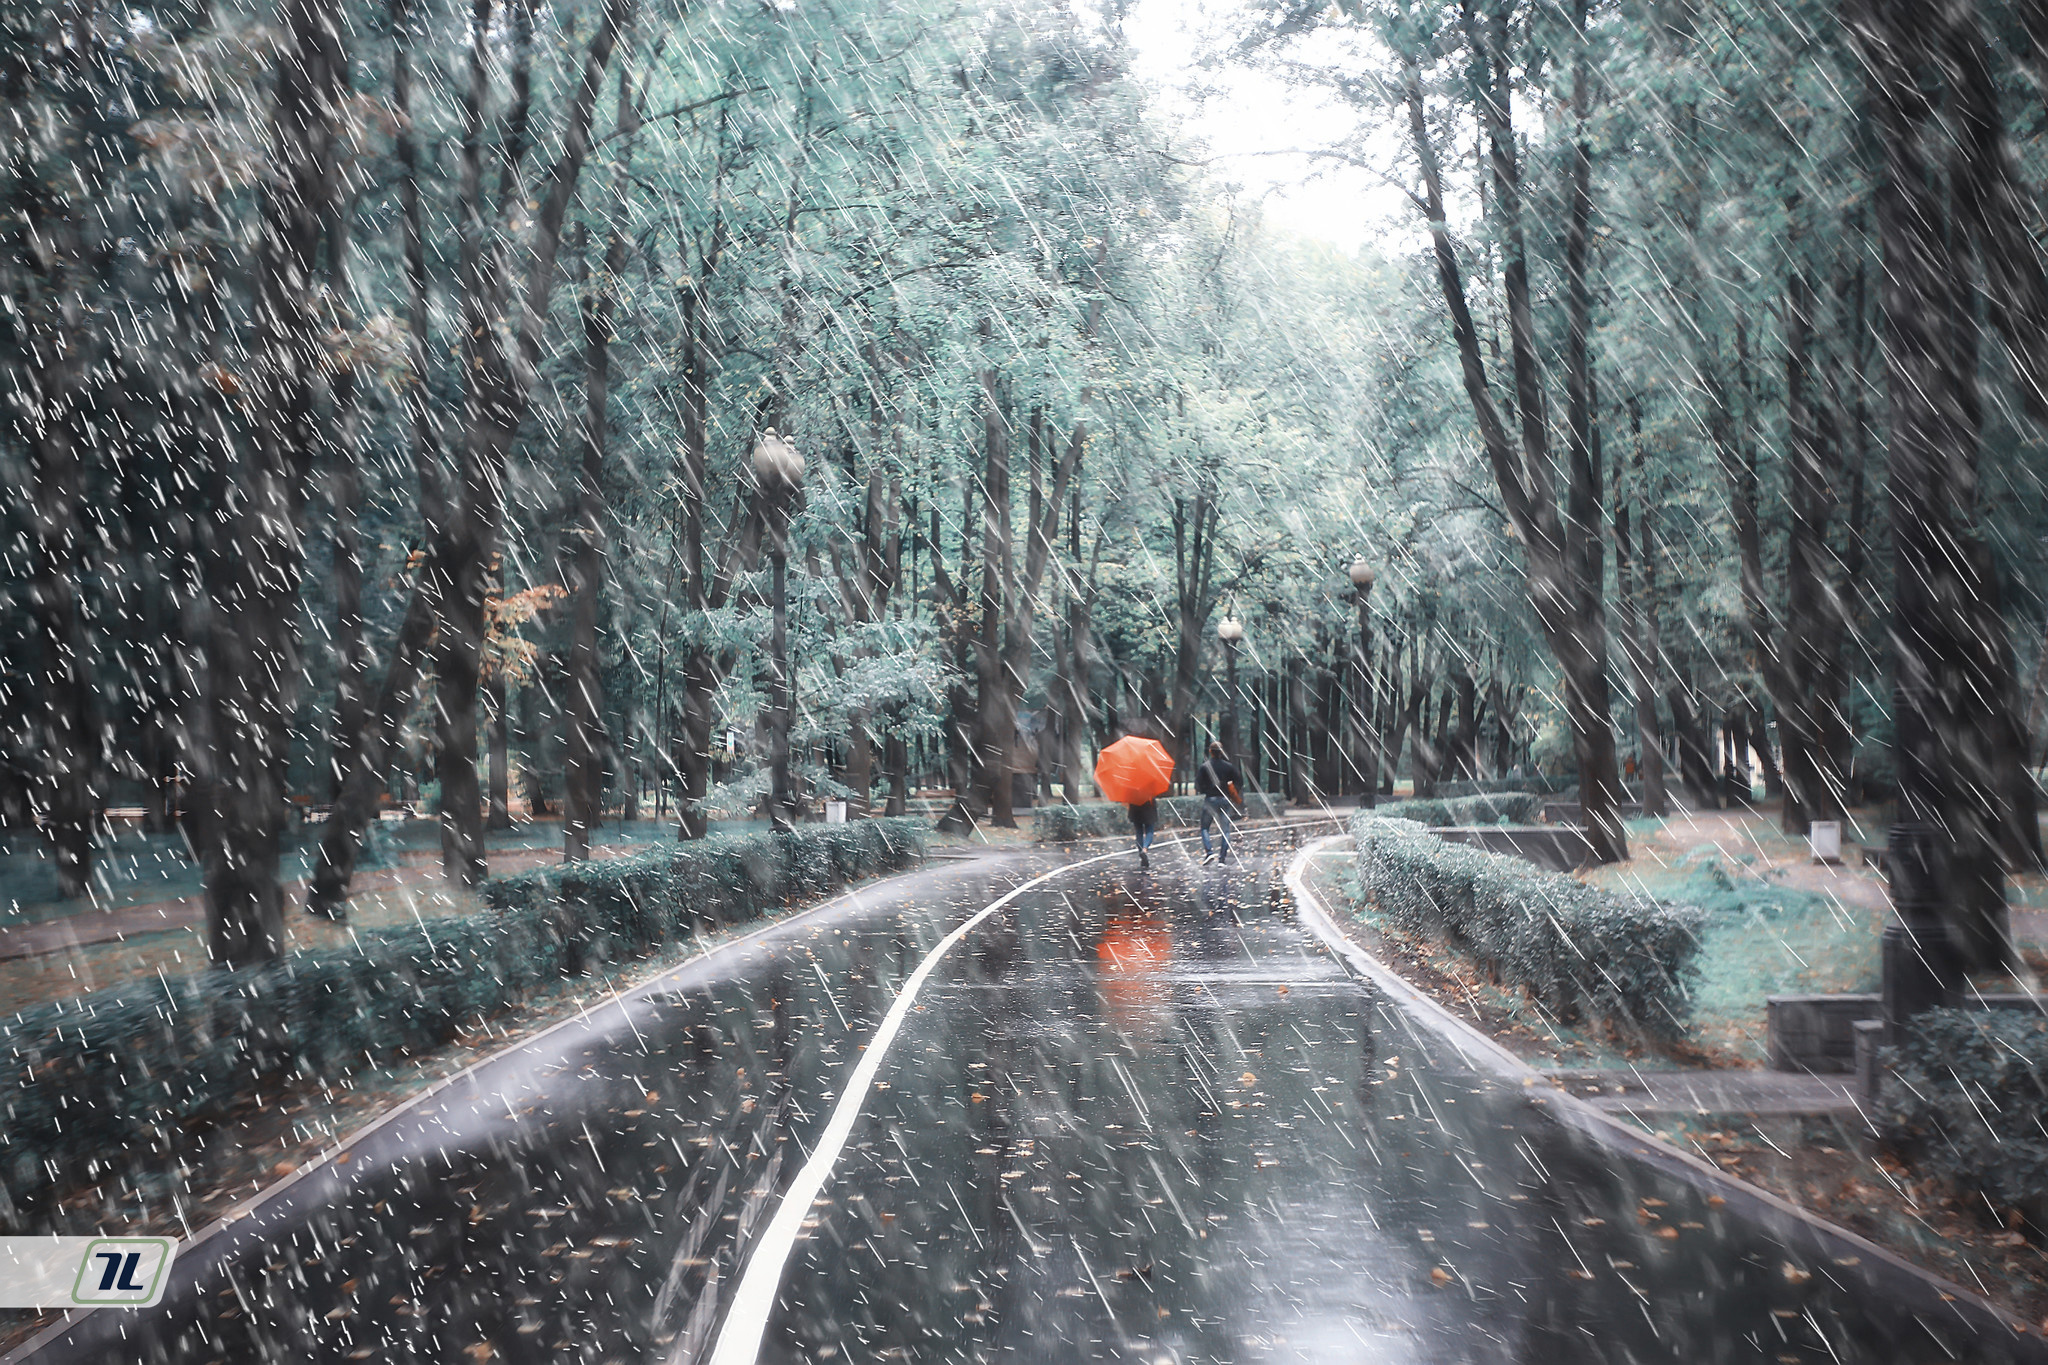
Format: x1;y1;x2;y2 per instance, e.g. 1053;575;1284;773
705;846;1134;1365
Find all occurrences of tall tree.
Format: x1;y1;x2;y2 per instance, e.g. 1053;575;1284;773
1388;0;1628;860
1846;0;2032;1001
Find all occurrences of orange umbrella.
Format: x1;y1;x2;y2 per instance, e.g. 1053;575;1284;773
1093;736;1174;804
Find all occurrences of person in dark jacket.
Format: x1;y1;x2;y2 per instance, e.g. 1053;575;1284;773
1195;741;1242;863
1128;797;1158;870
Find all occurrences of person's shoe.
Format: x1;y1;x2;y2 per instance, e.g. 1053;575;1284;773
1139;850;1150;870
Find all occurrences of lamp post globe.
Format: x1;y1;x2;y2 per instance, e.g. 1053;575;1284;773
752;427;805;493
1348;557;1375;590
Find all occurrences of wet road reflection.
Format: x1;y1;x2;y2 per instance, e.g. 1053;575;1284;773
756;840;2043;1365
17;836;2045;1364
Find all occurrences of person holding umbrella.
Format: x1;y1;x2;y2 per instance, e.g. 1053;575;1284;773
1094;734;1175;871
1128;796;1158;869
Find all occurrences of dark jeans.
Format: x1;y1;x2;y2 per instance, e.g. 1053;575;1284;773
1200;795;1234;856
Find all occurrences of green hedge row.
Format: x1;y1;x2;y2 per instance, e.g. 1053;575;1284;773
1030;793;1285;842
1349;813;1702;1040
1884;1008;2048;1228
1431;776;1577;798
1370;792;1543;826
0;820;924;1231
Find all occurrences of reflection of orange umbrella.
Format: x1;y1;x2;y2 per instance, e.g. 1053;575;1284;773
1098;908;1173;1046
1094;736;1174;804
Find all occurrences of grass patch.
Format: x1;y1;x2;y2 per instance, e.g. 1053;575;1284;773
1590;852;1884;1065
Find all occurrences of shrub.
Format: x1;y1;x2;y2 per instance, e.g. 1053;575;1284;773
1431;776;1577;798
1349;813;1702;1040
1884;1008;2048;1227
1372;792;1543;826
1030;793;1286;842
1030;802;1131;842
0;820;924;1231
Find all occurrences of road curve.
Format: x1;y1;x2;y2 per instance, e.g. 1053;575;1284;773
10;830;2044;1365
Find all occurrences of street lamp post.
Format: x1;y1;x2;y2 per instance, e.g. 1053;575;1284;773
1217;616;1245;760
1349;557;1377;808
754;428;805;830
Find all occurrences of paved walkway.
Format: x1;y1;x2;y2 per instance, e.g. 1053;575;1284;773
1552;1068;1863;1118
24;833;2040;1365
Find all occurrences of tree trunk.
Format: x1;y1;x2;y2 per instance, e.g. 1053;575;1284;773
488;676;512;829
1287;656;1315;805
935;489;981;831
673;256;715;838
1062;578;1096;802
307;584;440;915
884;724;909;816
328;364;367;815
1615;400;1669;817
1556;0;1622;853
1667;672;1720;810
21;289;100;900
324;169;366;826
676;647;714;839
1719;319;1790;808
198;0;351;962
1166;490;1218;774
1449;664;1479;781
974;333;1016;828
828;436;902;817
1852;0;2026;979
564;221;620;862
1312;638;1343;798
1778;266;1848;831
1402;14;1626;861
305;0;443;917
436;0;630;886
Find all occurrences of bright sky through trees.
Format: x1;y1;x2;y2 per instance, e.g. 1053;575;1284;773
1123;0;1409;254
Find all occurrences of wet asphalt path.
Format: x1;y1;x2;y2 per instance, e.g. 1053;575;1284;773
12;830;2045;1364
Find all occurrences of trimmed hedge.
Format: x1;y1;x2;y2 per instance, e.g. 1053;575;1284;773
1430;776;1577;798
1371;792;1543;827
1884;1007;2048;1227
1031;802;1130;842
1030;793;1285;842
1349;813;1702;1040
0;820;923;1231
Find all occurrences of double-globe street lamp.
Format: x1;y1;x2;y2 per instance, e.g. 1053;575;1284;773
754;428;805;829
1217;615;1245;760
1349;557;1377;808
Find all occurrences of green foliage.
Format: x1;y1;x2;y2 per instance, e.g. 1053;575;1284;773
0;820;923;1231
1431;777;1577;798
1372;792;1543;826
1885;1009;2048;1225
1031;802;1130;842
1349;814;1703;1040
